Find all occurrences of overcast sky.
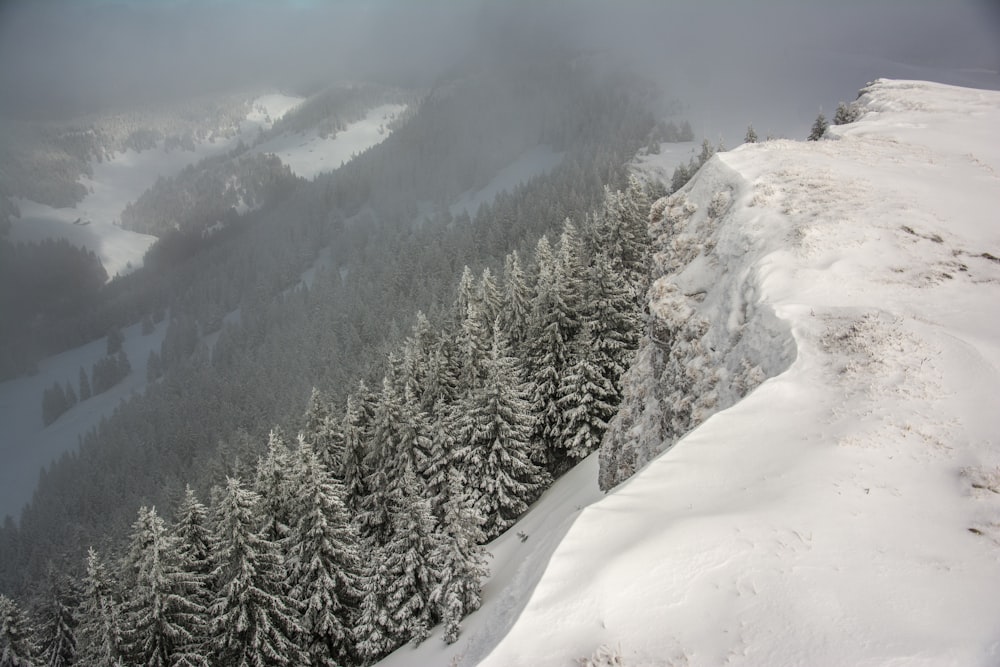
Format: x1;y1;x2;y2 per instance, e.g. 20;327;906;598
0;0;997;130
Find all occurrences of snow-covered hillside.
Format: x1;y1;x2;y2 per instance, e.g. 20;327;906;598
252;103;406;180
382;79;1000;666
8;94;304;277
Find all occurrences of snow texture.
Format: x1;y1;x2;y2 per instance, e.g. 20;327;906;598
378;79;1000;667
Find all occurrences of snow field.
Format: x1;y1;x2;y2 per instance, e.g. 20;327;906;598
252;104;407;181
0;318;169;521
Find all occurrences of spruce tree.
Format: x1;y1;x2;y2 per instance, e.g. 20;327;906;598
354;546;397;664
254;429;297;548
808;112;828;141
430;476;489;645
557;328;619;462
456;326;548;539
171;486;215;662
77;548;122;666
499;251;532;351
381;470;439;646
78;367;91;402
286;442;363;667
41;592;76;667
210;477;306;667
744;124;758;143
0;594;40;667
120;506;208;667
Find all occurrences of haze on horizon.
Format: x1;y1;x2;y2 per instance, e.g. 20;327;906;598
0;0;997;135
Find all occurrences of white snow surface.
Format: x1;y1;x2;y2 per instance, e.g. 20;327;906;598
8;93;305;278
0;319;168;521
252;104;407;180
380;80;1000;666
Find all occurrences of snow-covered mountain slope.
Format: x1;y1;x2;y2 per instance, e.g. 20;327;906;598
383;79;1000;666
0;319;168;521
251;103;406;180
7;94;304;277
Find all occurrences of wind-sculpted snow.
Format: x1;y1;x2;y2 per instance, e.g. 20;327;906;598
471;79;1000;666
599;157;795;490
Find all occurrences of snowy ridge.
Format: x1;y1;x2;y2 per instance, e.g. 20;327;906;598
382;79;1000;667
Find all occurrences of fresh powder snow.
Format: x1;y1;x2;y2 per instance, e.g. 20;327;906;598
378;79;1000;666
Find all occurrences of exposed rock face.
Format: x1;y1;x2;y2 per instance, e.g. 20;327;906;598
598;158;794;491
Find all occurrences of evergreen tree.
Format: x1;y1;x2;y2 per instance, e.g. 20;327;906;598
833;101;859;125
210;477;305;667
171;487;215;663
120;506;207;667
287;442;363;667
808;112;828;141
0;594;39;667
456;326;548;539
77;548;122;666
353;547;396;664
744;124;758;143
77;367;91;402
380;470;439;646
41;592;76;667
302;388;342;474
499;251;532;351
338;392;372;515
254;429;296;548
557;328;619;462
477;268;501;334
584;252;642;387
430;476;489;645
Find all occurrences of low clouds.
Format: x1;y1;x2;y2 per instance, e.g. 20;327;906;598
0;0;997;123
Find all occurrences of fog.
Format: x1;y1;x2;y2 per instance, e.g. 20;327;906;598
1;0;997;131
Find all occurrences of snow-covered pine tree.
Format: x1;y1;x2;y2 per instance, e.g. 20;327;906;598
499;250;532;352
41;590;76;667
584;251;642;389
254;428;297;548
557;326;620;462
430;475;489;645
359;377;431;545
527;235;570;470
120;506;208;667
77;548;122;666
833;101;860;125
302;387;343;474
453;266;477;326
286;440;363;667
210;477;306;667
477;268;502;335
0;594;40;667
744;124;758;143
381;470;439;646
353;546;397;664
808;112;828;141
338;392;372;515
456;324;548;539
170;486;215;663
